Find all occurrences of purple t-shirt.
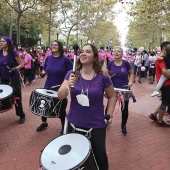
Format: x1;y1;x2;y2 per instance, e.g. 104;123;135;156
65;71;112;128
0;50;20;80
44;55;72;91
107;60;131;89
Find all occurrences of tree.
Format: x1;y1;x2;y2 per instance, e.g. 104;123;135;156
5;0;37;44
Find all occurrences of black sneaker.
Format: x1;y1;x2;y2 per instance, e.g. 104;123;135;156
138;80;142;84
148;113;157;122
121;126;127;135
157;121;170;127
36;123;48;132
19;116;25;124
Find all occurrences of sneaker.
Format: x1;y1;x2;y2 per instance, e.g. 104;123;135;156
148;113;157;122
121;126;127;135
133;80;135;83
138;80;142;84
151;91;160;97
19;116;25;124
156;121;170;127
36;123;48;132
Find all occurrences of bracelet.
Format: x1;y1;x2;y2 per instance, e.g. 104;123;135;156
105;114;113;120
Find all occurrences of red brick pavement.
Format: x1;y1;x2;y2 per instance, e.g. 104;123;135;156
0;77;170;170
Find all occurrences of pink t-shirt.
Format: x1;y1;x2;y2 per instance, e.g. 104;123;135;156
39;56;44;67
24;54;32;69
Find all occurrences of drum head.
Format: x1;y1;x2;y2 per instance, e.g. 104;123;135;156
0;84;13;99
35;89;58;98
114;88;130;92
41;133;91;170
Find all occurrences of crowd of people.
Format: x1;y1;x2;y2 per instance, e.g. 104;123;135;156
1;35;170;170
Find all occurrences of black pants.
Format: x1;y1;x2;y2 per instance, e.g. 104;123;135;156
67;123;108;170
105;100;129;128
41;98;67;132
1;78;25;117
24;69;32;84
121;100;129;128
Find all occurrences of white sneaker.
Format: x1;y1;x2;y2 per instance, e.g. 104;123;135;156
151;91;160;97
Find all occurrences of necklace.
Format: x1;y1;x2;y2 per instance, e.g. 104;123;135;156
79;72;96;96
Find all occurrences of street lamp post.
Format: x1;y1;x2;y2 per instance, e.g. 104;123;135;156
39;34;42;46
56;28;60;40
109;37;113;49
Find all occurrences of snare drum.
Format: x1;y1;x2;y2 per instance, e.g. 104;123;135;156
0;84;14;113
40;133;99;170
114;88;132;101
29;89;62;117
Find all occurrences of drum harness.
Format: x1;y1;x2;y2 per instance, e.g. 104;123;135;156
70;123;93;138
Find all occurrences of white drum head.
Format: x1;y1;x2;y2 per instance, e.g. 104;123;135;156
35;89;58;98
41;133;91;170
114;88;130;92
0;85;13;99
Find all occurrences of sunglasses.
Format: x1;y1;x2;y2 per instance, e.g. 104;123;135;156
51;44;59;46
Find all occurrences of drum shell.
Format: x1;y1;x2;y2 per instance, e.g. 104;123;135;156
0;85;14;113
114;88;132;101
40;134;98;170
29;89;62;118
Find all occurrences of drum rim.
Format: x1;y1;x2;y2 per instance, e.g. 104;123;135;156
34;88;58;98
40;133;91;169
0;84;14;99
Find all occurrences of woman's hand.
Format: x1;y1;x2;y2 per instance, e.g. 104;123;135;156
68;73;76;88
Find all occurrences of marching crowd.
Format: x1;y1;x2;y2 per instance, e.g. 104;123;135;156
1;35;170;170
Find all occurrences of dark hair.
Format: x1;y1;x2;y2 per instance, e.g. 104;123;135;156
165;44;170;56
76;44;102;77
160;41;170;51
51;40;64;56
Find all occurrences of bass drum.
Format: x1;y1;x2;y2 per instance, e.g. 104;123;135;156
0;84;14;113
40;133;99;170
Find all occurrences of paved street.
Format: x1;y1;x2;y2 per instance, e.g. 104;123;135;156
0;77;170;170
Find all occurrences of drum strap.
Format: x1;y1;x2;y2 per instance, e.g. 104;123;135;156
70;123;93;138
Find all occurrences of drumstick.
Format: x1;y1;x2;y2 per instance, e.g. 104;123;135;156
50;85;60;89
71;44;79;88
110;73;116;78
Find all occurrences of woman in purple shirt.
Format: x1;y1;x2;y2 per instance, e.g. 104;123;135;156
36;40;72;134
0;36;25;124
58;44;116;170
106;46;133;135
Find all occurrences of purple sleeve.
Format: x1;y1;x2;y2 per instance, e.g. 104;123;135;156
43;56;49;71
13;50;19;58
107;61;112;70
65;70;73;80
103;73;113;89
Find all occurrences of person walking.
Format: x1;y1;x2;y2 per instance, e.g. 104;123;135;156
36;40;72;134
106;46;134;135
58;44;116;170
0;36;25;124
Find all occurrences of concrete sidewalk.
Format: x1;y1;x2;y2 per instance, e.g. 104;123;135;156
0;77;170;170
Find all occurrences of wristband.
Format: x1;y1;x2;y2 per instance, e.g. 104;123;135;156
105;114;113;120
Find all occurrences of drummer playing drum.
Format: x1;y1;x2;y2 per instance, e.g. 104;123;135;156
106;46;134;135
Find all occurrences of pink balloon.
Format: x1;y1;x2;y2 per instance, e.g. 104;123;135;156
141;66;146;71
139;47;144;52
157;47;161;52
149;56;153;61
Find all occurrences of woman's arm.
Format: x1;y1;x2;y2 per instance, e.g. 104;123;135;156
104;85;116;124
15;55;24;70
128;69;134;87
58;73;76;99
